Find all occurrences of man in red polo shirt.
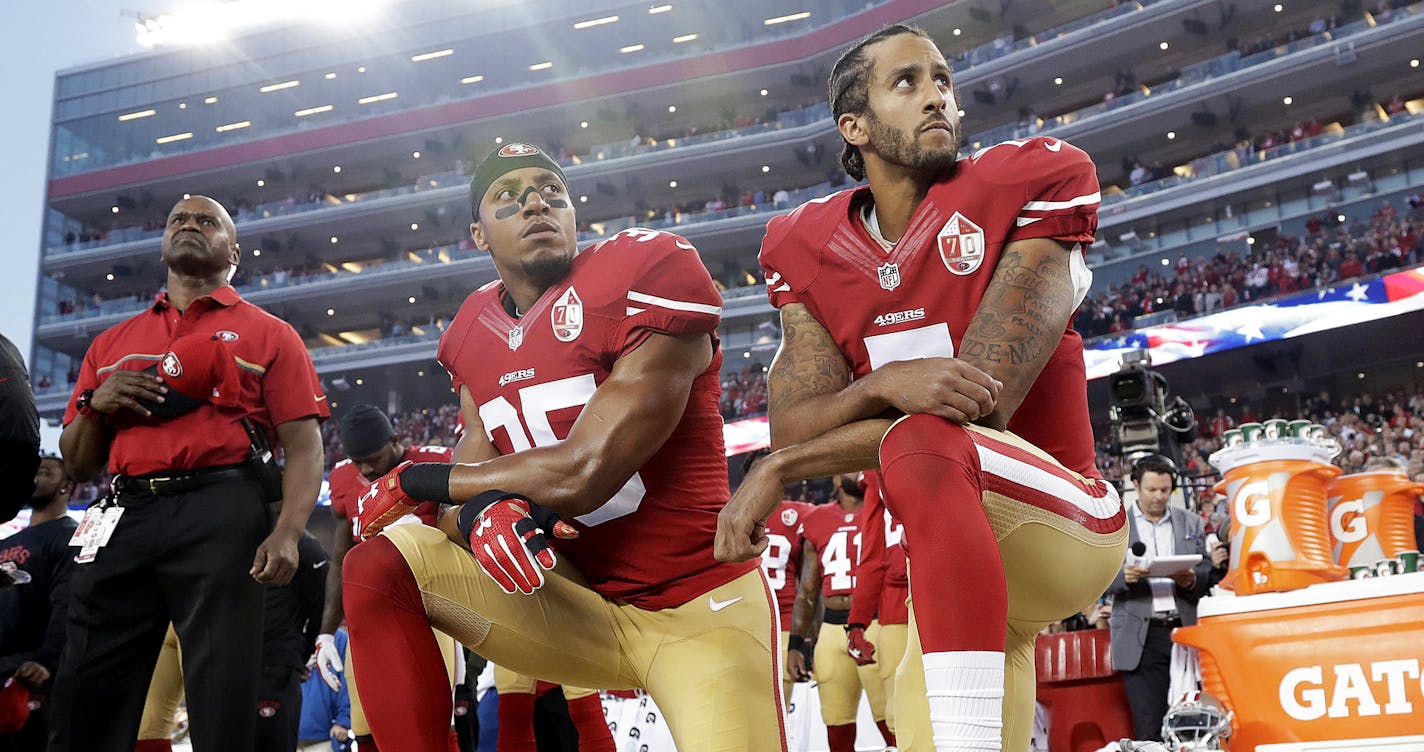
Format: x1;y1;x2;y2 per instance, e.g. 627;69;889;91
51;195;328;752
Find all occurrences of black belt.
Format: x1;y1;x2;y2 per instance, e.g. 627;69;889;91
823;607;850;626
114;464;253;497
1149;614;1183;628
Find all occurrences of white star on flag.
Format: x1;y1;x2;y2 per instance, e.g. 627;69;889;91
1236;322;1265;342
1346;282;1370;302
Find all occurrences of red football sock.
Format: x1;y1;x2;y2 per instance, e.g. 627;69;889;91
566;693;616;751
496;692;537;752
134;741;172;752
879;414;1007;654
826;723;856;752
344;536;452;752
876;718;897;746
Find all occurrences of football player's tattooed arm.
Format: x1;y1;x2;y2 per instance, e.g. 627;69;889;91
767;304;999;451
440;331;712;517
956;237;1079;431
787;541;822;680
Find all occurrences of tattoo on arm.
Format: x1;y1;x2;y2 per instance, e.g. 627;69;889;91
958;244;1077;421
768;304;850;407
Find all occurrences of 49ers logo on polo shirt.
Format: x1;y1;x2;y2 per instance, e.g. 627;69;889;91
551;287;583;342
160;351;183;378
499;143;540;157
938;212;986;275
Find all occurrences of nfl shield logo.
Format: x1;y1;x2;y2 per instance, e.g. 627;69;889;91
938;212;986;275
551;288;583;342
507;325;523;351
877;262;901;291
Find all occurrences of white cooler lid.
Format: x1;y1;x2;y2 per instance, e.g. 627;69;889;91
1198;571;1424;618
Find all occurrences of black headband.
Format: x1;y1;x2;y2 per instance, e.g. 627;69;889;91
469;143;567;221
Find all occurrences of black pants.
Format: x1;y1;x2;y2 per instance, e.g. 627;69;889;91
47;480;269;752
1121;623;1175;741
255;665;302;752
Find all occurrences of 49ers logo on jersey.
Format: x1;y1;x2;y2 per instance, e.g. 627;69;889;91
160;352;182;378
781;508;799;527
551;287;583;342
938;212;986;275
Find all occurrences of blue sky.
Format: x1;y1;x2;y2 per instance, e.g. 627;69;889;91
0;1;180;362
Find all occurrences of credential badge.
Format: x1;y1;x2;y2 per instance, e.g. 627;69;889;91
938;211;986;275
877;262;901;291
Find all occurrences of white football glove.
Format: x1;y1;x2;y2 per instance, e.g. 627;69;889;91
310;633;344;691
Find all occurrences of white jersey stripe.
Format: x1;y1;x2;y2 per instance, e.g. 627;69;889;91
1020;191;1101;212
626;290;722;315
974;443;1123;521
1014;216;1044;227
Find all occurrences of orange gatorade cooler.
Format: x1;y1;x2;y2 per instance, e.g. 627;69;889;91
1210;444;1346;594
1174;573;1424;750
1327;470;1423;569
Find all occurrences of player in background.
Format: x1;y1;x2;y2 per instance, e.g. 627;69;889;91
793;474;893;751
715;25;1127;752
844;471;911;740
317;404;462;752
344;143;785;752
748;450;816;703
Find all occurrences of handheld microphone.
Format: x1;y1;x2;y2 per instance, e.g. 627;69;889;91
1127;540;1149;569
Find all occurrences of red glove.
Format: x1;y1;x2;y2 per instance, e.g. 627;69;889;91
846;624;876;665
356;461;417;540
457;491;578;595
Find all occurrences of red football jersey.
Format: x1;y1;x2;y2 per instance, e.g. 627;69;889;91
437;227;753;610
849;471;909;626
801;502;863;598
760;500;815;627
760;137;1102;478
330;444;453;536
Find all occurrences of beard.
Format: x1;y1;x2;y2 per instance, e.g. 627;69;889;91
838;475;863;497
866;111;962;177
522;252;573;289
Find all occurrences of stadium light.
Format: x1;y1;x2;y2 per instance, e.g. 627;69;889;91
204;96;218;104
134;0;386;48
529;62;553;71
620;44;645;53
574;15;619;29
357;92;398;104
156;132;194;144
260;80;300;93
648;4;672;13
764;12;810;25
118;109;157;122
461;75;485;84
672;33;698;43
410;49;453;62
295;104;334;117
215;120;251;132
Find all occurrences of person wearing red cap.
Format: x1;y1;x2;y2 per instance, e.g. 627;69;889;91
342;143;785;751
51;195;330;752
0;455;76;751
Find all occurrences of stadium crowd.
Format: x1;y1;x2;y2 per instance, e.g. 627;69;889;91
1074;198;1423;338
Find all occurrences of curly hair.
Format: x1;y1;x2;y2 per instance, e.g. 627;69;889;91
827;24;933;181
